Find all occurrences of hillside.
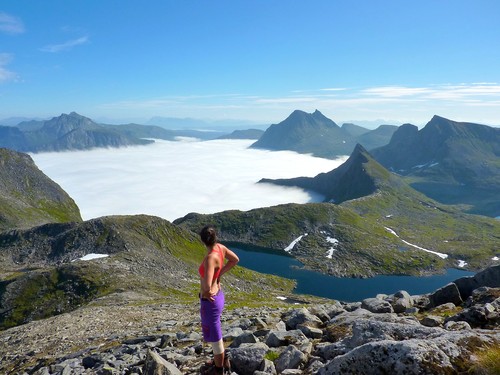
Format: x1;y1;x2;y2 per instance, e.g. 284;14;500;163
370;115;500;216
176;144;500;277
0;215;295;330
1;112;153;152
0;148;82;231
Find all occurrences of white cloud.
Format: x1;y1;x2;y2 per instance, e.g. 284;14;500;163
31;139;347;221
96;82;500;126
40;36;89;53
0;12;25;34
0;53;17;83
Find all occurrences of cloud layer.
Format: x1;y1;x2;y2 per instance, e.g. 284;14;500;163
31;139;346;221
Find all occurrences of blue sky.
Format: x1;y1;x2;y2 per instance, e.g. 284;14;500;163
1;1;500;126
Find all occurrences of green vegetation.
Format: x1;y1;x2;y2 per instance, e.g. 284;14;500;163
0;265;110;330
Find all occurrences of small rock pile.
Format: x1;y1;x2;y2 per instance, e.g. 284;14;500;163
25;287;499;374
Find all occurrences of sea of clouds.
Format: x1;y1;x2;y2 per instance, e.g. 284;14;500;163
31;139;347;222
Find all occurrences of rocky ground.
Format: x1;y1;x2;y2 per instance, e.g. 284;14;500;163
1;267;499;375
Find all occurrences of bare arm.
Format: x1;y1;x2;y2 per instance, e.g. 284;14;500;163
218;246;239;280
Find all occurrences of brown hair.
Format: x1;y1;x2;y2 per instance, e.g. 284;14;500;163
199;225;217;247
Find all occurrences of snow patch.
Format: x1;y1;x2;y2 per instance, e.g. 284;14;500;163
72;253;109;262
322;235;339;259
457;260;467;268
384;227;448;259
493;256;499;261
276;296;287;300
284;234;308;252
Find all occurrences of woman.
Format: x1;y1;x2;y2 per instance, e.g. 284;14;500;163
199;225;239;375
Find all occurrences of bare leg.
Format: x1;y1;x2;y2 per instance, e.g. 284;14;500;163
214;352;224;368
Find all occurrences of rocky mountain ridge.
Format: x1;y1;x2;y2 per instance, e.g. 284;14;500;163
1;112;153;152
250;110;397;158
1;266;498;374
370;115;500;216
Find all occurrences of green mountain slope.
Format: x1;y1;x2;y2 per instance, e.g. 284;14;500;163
0;148;82;231
176;145;500;277
0;215;295;330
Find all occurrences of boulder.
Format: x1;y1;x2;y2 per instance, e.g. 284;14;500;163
230;332;259;348
265;330;308;348
282;308;322;330
259;358;277;374
296;324;323;339
429;283;462;307
143;349;182;375
361;298;394;313
316;339;455;375
229;342;270;375
444;321;471;331
420;315;444;327
454;265;500;300
274;345;306;373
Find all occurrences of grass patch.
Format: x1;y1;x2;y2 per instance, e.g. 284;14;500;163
468;346;500;375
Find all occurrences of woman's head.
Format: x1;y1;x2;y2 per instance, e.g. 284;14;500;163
200;225;217;247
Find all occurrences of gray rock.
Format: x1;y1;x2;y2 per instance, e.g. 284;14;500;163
265;329;308;348
454;264;500;300
316;339;455;375
275;321;287;331
143;349;182;375
159;333;177;348
420;315;444;327
342;302;361;312
296;324;323;339
229;342;270;375
251;317;268;330
274;345;306;373
282;308;322;330
392;298;412;313
344;319;443;348
223;327;244;341
307;306;330;322
429;283;463;307
361;298;394;313
406;307;419;314
444;321;471;331
230;332;259;348
412;294;431;310
394;290;412;302
259;358;277;374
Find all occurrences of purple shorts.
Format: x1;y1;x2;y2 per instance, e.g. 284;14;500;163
200;289;225;342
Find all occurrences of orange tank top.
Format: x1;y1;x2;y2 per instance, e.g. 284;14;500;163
199;244;224;281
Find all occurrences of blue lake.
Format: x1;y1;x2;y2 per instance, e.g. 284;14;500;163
231;245;474;302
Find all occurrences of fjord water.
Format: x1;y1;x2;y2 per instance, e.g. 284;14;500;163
232;246;474;301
